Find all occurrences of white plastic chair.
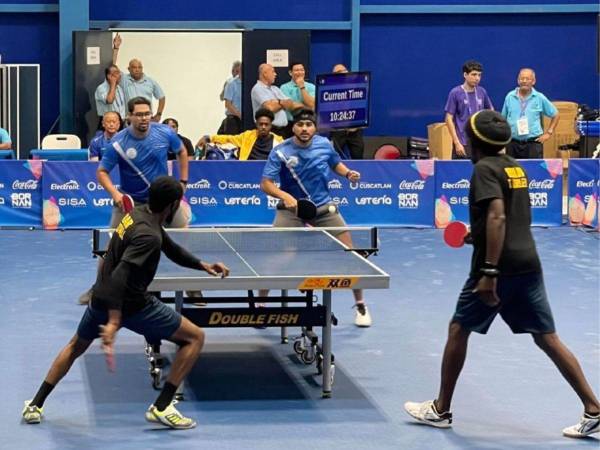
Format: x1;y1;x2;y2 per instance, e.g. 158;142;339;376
41;134;82;149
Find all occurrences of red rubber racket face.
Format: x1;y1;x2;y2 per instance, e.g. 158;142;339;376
105;352;115;373
122;194;135;213
296;198;317;221
444;221;468;248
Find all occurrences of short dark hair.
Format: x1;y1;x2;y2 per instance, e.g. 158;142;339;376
462;60;483;74
128;96;151;113
148;176;183;214
289;61;305;71
292;108;316;126
162;117;178;127
104;64;119;79
465;110;511;156
254;108;274;122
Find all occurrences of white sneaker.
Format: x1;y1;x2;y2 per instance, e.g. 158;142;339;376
563;413;600;438
354;303;372;327
145;401;196;430
22;400;43;424
404;400;452;428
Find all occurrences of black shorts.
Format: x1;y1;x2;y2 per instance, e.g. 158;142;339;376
452;272;555;335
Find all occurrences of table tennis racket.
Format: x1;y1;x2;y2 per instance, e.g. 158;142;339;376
277;198;318;221
121;194;134;213
105;351;116;373
444;221;469;248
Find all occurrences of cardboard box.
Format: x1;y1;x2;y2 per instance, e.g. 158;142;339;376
543;101;579;159
427;123;452;159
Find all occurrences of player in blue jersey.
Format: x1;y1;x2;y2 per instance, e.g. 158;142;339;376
261;109;372;327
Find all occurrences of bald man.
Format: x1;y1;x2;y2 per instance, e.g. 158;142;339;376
501;68;559;159
112;33;166;122
251;63;303;137
329;63;365;159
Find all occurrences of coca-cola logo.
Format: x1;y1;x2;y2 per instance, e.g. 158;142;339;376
528;179;555;190
398;180;425;190
12;179;38;190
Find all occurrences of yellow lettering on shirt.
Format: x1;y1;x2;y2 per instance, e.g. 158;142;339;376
504;166;527;189
115;214;134;239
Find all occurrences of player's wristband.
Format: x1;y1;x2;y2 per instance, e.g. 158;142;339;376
179;179;188;185
480;262;499;278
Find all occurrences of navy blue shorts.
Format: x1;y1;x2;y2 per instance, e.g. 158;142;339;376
77;296;182;344
452;272;556;335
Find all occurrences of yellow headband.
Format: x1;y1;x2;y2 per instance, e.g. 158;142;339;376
469;111;511;146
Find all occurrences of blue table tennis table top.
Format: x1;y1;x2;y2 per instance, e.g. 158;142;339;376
95;228;389;292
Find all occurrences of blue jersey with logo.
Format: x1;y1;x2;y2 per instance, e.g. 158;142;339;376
100;123;182;202
262;135;341;207
88;131;115;159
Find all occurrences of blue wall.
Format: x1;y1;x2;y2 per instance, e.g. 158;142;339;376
0;1;597;140
0;12;59;136
361;13;599;137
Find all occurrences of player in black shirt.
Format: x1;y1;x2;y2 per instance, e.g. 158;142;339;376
404;111;599;438
22;176;229;430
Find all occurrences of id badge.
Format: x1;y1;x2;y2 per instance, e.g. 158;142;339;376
517;116;529;136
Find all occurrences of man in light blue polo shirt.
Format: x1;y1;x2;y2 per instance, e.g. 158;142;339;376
280;62;315;122
218;70;242;134
112;33;166;123
501;68;559;159
0;126;11;150
251;63;304;138
94;64;127;123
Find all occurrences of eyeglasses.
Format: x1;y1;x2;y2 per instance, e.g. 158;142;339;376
131;112;152;118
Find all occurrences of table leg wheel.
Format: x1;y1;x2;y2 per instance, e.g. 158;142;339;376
293;340;304;355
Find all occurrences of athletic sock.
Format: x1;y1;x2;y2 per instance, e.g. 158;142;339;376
30;381;55;408
584;412;600;419
154;382;178;411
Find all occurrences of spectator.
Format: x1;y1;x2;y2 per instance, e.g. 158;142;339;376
89;111;122;161
218;62;242;135
219;60;242;101
112;33;166;122
94;64;127;128
197;108;283;161
501;68;559;159
0;126;11;150
444;60;494;159
280;61;315;122
163;118;194;159
251;63;303;138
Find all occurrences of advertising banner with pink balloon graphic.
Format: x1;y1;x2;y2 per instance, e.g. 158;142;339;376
568;159;599;229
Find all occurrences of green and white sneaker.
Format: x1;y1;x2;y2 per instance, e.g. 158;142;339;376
145;401;196;430
22;400;43;424
563;413;600;438
404;400;452;428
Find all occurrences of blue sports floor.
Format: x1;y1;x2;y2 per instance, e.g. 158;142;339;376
0;227;598;450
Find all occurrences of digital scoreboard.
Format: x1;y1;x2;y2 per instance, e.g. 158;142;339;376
315;71;371;130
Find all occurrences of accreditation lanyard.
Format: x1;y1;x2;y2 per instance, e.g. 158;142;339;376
516;88;532;117
461;86;481;116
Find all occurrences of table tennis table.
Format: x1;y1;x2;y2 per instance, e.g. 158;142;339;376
93;227;389;397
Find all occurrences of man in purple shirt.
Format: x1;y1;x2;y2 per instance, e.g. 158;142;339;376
444;60;494;159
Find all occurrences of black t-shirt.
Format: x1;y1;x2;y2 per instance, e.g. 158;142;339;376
91;206;202;315
469;154;541;277
248;135;274;160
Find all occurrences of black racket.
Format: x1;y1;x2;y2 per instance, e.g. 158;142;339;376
277;198;317;221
